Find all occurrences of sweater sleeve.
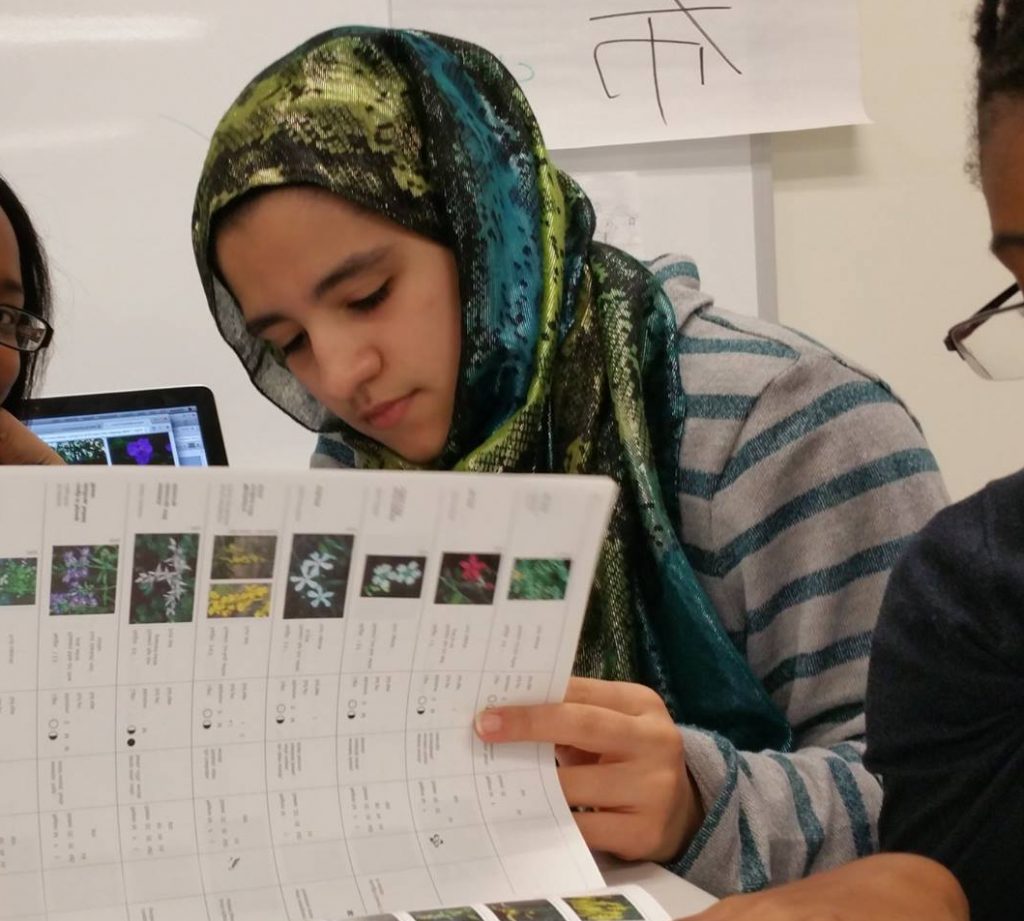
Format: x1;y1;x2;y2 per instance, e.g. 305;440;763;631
864;473;1024;921
664;350;949;895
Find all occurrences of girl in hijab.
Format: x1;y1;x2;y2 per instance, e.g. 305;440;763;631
192;28;947;896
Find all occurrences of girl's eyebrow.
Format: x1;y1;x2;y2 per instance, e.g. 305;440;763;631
0;276;23;299
311;246;390;300
991;232;1024;254
244;246;390;336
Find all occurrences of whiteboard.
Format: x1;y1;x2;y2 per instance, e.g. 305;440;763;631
0;1;774;469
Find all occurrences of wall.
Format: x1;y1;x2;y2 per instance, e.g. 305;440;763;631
771;0;1024;501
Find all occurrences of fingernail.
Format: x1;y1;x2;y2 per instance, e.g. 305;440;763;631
475;710;503;736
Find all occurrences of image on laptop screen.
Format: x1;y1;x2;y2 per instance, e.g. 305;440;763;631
19;386;228;466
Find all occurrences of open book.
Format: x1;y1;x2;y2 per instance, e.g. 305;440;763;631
0;467;688;921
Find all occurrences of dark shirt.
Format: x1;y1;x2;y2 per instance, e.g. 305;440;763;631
866;468;1024;921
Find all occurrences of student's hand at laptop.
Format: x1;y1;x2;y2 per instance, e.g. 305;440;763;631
0;409;64;465
685;854;968;920
474;676;704;862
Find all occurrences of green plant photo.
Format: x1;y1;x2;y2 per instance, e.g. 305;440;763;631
130;533;199;624
0;558;38;606
508;558;572;601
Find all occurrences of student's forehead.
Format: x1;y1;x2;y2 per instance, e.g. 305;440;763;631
0;210;22;289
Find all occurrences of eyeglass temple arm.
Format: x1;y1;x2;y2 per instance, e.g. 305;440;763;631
945;281;1021;352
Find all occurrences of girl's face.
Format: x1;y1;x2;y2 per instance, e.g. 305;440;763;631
215;187;463;463
0;207;23;406
981;99;1024;289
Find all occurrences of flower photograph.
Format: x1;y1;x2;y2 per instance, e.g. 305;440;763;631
51;437;108;465
411;908;484;921
129;533;199;624
360;555;426;599
508;558;572;601
108;433;175;466
49;545;120;615
0;557;38;606
564;896;643;921
210;535;278;580
284;533;354;619
487;901;564;921
207;582;271;618
434;552;500;605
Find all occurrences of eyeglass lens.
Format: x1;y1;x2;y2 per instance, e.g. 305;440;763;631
0;305;48;352
956;303;1024;380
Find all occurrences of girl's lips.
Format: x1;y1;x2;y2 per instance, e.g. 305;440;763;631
363;392;415;429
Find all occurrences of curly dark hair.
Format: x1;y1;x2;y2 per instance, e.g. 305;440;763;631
0;173;52;411
975;2;1024;132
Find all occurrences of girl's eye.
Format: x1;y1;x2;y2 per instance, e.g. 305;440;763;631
280;331;308;358
349;281;391;312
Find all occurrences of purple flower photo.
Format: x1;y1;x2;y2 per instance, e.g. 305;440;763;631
49;545;119;615
107;433;175;466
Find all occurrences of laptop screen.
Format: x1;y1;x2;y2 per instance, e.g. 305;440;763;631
19;387;228;466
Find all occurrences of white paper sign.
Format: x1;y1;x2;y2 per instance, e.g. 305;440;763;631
391;0;867;149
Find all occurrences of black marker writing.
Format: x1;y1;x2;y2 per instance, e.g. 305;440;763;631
591;2;742;124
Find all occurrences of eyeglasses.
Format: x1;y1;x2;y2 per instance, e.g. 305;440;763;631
945;282;1024;380
0;303;53;354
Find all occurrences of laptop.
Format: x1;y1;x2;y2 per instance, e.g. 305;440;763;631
19;386;228;466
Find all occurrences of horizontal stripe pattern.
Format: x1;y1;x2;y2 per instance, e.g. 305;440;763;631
792;702;864;739
683;450;939;578
678;335;798;360
654;259;701;284
649;256;947;897
748;540;911;636
686;394;759;420
687;381;901;499
762;632;875;697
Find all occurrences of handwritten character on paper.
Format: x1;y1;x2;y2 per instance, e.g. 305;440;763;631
591;2;743;123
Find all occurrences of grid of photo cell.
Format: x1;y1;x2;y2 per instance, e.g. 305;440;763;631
362;895;646;921
206;534;278;619
355;552;574;605
50;432;176;466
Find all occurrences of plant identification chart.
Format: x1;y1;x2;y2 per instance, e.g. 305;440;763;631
0;468;616;921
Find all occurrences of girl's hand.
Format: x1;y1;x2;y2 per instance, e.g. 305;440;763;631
0;409;64;465
687;854;968;920
474;676;704;862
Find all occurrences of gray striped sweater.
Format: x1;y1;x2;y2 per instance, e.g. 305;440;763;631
312;255;949;896
649;256;948;894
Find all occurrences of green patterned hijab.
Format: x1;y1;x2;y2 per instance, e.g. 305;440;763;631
192;27;789;751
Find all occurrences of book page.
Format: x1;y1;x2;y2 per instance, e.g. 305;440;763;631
0;468;616;921
335;884;671;921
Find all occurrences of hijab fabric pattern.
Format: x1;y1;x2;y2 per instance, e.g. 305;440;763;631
192;27;790;752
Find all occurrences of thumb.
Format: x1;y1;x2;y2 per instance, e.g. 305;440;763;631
0;408;65;465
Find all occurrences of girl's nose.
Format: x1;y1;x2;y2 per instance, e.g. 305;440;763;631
311;326;382;404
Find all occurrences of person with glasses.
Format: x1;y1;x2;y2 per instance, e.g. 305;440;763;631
0;174;63;465
861;3;1024;920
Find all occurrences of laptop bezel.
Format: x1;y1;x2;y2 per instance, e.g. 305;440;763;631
18;385;229;466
